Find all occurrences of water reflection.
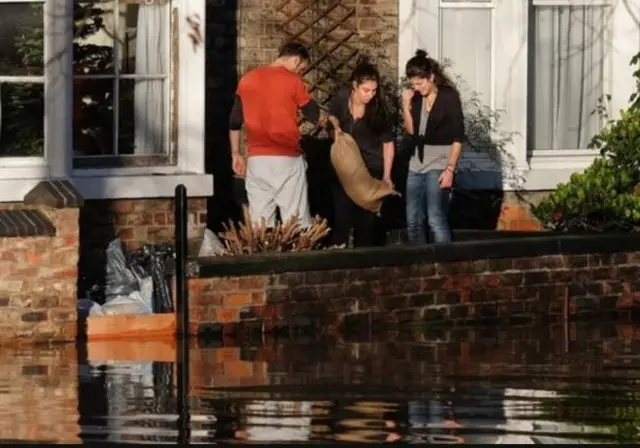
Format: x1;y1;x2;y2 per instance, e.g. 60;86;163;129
0;321;638;443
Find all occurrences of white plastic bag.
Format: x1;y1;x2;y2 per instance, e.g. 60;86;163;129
199;228;225;256
100;276;154;316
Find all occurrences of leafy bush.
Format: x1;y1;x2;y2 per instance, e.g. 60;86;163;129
532;52;640;232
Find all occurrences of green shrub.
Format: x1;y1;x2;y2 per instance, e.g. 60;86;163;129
532;52;640;232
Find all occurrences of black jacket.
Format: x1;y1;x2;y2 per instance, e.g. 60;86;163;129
408;86;465;162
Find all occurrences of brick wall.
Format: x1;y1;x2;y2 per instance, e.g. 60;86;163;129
0;204;79;343
238;0;398;76
0;345;79;442
188;238;640;336
78;198;207;295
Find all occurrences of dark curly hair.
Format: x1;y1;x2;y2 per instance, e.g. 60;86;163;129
405;49;458;92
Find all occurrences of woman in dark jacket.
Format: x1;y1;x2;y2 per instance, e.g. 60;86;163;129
401;49;465;244
327;58;396;248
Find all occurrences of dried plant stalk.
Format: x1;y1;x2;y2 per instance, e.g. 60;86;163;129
219;205;333;255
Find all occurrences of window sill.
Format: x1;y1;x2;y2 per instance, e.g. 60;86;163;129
452;150;597;192
0;173;213;202
521;149;598;191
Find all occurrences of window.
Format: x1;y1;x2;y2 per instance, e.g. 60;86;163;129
439;1;493;107
0;0;45;159
73;0;174;168
528;0;611;151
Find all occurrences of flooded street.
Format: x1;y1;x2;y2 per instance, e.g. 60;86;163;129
1;321;639;444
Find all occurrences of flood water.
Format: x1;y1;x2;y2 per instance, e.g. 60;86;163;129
1;321;640;444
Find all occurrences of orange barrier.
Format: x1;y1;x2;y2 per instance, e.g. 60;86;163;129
86;313;176;342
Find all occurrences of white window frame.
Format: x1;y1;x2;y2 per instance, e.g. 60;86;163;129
0;0;54;178
527;0;613;161
0;0;212;201
398;0;640;190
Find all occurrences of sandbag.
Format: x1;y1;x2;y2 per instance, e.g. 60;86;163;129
330;132;398;214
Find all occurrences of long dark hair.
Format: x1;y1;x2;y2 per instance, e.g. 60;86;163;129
405;49;458;92
349;56;390;133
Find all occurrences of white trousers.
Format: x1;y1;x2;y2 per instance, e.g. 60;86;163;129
245;155;311;228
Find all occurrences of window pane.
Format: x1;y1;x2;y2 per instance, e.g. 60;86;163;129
439;8;492;105
73;78;114;156
118;79;167;155
73;0;172;159
74;0;171;75
530;6;608;150
0;3;44;76
0;83;44;157
118;1;170;75
74;0;114;75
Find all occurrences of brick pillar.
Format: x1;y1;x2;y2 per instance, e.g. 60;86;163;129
0;180;83;344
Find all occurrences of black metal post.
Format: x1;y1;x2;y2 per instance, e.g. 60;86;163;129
174;184;191;445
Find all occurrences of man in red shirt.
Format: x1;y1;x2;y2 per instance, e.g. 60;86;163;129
229;42;322;228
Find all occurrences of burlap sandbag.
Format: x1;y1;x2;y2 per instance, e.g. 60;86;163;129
330;132;398;214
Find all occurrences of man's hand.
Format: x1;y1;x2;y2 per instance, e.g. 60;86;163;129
232;153;246;177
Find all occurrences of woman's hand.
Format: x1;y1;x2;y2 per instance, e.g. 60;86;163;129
401;89;414;106
438;168;454;189
328;115;343;138
383;175;394;190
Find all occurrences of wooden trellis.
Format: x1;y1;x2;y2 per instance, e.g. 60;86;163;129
274;0;360;109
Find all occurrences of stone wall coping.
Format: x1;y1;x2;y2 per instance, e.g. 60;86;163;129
23;179;84;209
191;232;640;278
0;209;56;238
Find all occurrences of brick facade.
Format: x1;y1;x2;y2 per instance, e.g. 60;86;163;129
188;234;640;337
237;0;398;76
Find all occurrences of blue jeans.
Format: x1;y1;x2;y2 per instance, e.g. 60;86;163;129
406;170;452;244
